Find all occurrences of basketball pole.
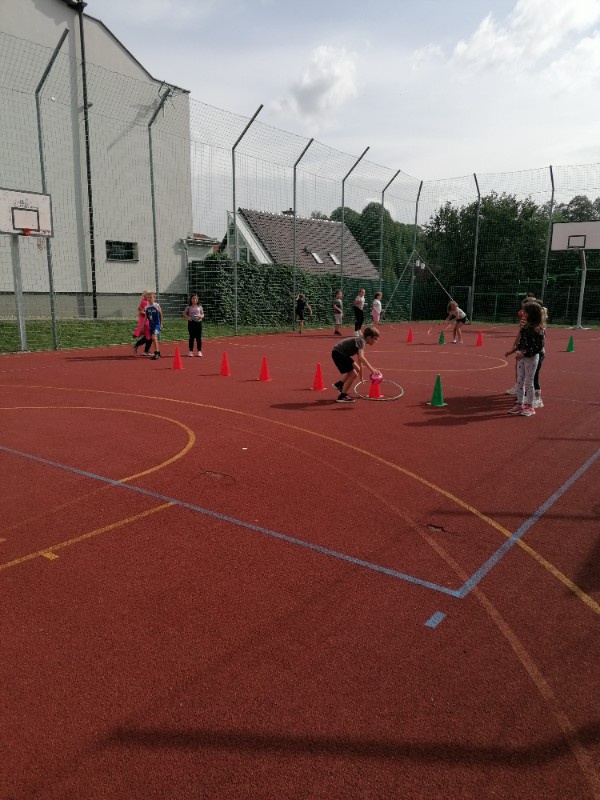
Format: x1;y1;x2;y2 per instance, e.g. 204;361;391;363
10;234;27;351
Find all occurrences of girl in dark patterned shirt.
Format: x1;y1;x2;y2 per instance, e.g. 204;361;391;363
505;302;545;417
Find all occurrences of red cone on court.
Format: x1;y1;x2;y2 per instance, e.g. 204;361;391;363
476;331;483;347
311;362;326;391
407;327;414;343
220;352;231;376
173;347;183;370
258;356;271;382
369;379;383;399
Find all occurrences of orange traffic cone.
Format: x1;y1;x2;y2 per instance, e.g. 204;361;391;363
311;362;326;391
173;347;183;370
258;356;271;382
368;380;383;399
220;352;231;376
475;331;483;347
407;327;414;343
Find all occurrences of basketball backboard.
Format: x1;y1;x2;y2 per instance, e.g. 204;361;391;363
0;188;53;236
551;220;600;251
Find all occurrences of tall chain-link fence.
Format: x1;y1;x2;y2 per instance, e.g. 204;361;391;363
1;30;599;354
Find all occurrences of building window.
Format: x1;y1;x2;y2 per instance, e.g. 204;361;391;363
328;252;340;265
311;251;323;264
106;240;139;261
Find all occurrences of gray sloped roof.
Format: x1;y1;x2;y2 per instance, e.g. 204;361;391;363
238;209;380;280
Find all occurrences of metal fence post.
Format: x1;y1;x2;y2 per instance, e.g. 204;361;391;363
231;105;263;334
148;88;173;297
76;4;98;318
409;181;423;321
292;138;314;325
341;147;369;285
380;169;401;293
541;165;555;303
35;27;69;350
469;173;481;319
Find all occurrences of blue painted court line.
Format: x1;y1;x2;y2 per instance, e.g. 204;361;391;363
457;446;600;598
425;611;446;628
0;445;461;598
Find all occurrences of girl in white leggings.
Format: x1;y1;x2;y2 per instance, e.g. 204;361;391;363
505;302;545;417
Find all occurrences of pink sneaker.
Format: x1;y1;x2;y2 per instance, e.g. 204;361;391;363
508;404;524;414
520;406;536;417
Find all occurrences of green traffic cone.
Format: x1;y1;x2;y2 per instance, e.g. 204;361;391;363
427;374;447;407
438;331;445;345
566;335;575;352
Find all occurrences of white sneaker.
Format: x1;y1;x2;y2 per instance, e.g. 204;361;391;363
188;352;194;357
197;351;203;357
505;387;517;395
532;395;544;408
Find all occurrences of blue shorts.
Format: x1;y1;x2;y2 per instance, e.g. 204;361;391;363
150;324;161;336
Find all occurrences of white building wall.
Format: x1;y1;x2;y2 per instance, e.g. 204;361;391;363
0;0;192;315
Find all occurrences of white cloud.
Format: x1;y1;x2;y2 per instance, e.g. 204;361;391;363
452;0;600;70
273;45;359;124
542;31;600;91
410;44;444;73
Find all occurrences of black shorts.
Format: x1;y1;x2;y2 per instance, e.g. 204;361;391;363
332;349;354;375
296;311;305;321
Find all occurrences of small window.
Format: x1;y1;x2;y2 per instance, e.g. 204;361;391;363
311;251;323;264
328;252;340;265
106;240;139;261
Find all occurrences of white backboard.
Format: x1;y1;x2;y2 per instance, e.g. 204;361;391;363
0;188;53;236
551;220;600;251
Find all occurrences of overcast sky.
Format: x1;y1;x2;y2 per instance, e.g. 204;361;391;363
91;0;600;181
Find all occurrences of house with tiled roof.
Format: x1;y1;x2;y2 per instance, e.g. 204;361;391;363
225;209;380;281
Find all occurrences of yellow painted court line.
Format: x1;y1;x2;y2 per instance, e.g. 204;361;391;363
1;387;598;793
0;503;172;573
0;406;195;484
2;384;599;618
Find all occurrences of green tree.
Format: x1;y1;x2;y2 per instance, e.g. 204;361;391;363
553;194;600;222
329;206;363;245
421;192;549;292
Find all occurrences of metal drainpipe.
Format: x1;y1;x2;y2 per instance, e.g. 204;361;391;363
76;1;98;318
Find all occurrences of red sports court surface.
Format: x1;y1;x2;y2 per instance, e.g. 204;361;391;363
1;322;599;799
